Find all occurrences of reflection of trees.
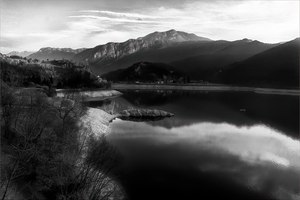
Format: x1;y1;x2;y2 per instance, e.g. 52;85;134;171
121;90;179;107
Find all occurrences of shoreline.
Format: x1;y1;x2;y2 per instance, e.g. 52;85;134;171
81;107;117;136
111;83;300;96
56;89;122;101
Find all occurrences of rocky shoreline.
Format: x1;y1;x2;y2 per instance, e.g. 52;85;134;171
81;107;175;136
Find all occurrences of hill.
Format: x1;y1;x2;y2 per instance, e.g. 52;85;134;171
219;38;300;88
0;54;107;89
6;51;34;57
102;61;188;83
27;47;86;61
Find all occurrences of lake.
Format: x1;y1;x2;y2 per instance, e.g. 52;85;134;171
86;90;300;200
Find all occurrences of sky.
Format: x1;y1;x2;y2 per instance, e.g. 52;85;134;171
0;0;299;53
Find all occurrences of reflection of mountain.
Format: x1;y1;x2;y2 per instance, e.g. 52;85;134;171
109;90;299;138
120;90;180;107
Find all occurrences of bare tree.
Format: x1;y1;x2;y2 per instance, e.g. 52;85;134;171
1;87;124;200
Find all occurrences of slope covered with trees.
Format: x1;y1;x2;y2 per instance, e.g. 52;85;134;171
219;38;299;88
102;62;188;83
0;55;109;90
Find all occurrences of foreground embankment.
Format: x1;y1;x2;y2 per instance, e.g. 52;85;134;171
81;107;116;136
1;86;125;200
112;83;300;96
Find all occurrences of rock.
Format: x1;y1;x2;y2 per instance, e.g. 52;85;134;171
117;109;174;121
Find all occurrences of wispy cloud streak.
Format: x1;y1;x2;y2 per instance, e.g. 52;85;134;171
68;15;159;23
78;10;160;19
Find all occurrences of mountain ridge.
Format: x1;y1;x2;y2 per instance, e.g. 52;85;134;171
73;29;211;64
82;37;277;76
27;47;87;60
6;51;35;57
219;38;299;88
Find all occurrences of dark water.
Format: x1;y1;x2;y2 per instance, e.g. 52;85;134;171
87;90;300;200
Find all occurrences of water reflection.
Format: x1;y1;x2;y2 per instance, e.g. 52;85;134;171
87;90;299;200
87;90;299;138
109;120;300;200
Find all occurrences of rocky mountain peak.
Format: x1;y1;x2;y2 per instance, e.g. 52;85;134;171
75;30;212;62
241;38;254;43
141;29;210;43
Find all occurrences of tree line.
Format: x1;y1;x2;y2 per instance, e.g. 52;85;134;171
0;58;111;90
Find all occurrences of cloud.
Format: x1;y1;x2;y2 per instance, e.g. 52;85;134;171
78;10;160;20
68;15;159;24
0;33;67;53
1;0;298;53
67;1;299;45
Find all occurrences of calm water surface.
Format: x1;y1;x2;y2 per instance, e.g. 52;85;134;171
87;90;300;200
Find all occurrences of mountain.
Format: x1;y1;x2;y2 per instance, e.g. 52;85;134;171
102;61;187;83
73;29;211;68
6;51;34;57
27;47;86;61
169;39;277;80
138;29;209;43
105;38;276;80
219;38;299;88
73;30;277;78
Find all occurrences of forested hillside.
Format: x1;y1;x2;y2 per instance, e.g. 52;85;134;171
0;54;110;90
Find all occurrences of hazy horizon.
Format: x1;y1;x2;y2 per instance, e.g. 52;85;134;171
1;0;299;53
